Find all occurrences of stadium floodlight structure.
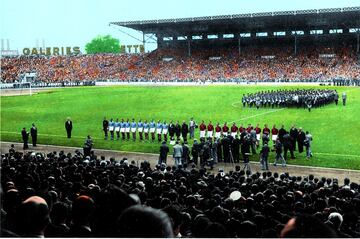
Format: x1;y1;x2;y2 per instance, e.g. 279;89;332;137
110;7;360;56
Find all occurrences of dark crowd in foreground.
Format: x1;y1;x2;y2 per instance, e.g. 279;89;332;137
1;147;359;238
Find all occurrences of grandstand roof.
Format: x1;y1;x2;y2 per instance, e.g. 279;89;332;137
110;7;360;35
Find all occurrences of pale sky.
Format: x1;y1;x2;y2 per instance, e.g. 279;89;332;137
1;0;359;53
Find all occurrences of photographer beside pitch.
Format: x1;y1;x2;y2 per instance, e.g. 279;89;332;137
83;135;93;157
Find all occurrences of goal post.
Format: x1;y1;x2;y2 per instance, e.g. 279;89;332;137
14;82;32;96
16;71;36;96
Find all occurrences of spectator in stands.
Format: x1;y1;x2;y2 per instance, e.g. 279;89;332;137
1;147;359;238
280;214;336;238
15;196;50;237
2;46;358;84
68;195;95;237
117;205;174;238
45;202;70;237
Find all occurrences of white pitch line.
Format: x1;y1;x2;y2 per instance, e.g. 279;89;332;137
314;152;360;158
231;101;243;108
230;108;285;123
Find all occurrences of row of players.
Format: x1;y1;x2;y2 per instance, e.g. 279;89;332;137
103;118;306;147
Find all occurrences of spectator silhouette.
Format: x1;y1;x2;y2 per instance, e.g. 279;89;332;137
117;205;174;237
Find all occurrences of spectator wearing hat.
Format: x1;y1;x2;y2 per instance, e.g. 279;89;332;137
326;212;351;237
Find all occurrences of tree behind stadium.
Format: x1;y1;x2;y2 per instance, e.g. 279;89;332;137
85;35;120;54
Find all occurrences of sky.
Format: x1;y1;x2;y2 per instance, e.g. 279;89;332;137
1;0;359;53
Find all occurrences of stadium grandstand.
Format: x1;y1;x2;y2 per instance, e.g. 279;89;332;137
1;7;360;84
2;4;360;238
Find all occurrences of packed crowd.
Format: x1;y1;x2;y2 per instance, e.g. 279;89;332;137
1;45;359;83
1;147;359;237
124;46;360;82
242;89;341;109
1;53;144;83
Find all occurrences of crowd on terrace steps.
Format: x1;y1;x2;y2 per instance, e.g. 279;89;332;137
1;45;359;83
1;146;359;237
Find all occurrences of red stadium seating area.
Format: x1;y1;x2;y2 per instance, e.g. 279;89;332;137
1;46;359;83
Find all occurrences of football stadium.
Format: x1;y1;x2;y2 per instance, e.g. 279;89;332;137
1;1;360;238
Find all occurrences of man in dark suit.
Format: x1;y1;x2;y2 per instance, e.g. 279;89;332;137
231;135;241;163
278;124;287;144
159;141;169;165
65;118;73;139
30;123;37;146
260;143;270;170
21;127;29;150
168;121;175;142
289;125;298;151
174;121;181;141
191;139;200;165
283;132;295;160
181;121;189;142
221;136;230;163
102;117;109;140
297;127;306;153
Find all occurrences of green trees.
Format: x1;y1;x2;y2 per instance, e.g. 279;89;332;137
85;35;120;54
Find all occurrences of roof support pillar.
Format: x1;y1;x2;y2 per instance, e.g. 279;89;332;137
187;38;191;57
294;34;297;56
357;32;359;54
142;32;145;52
238;36;241;56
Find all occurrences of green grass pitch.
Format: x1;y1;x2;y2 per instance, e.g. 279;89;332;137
1;85;359;170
